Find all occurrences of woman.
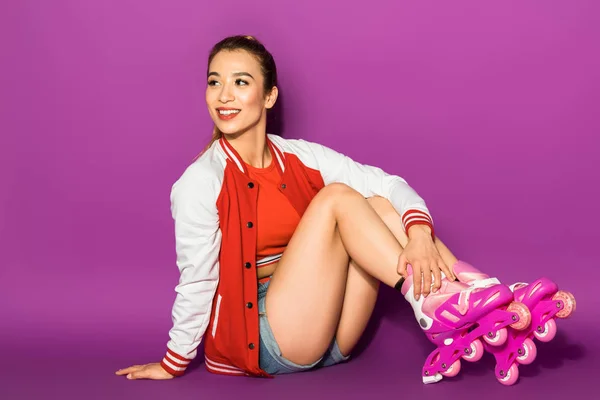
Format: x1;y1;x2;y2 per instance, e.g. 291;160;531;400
115;35;573;384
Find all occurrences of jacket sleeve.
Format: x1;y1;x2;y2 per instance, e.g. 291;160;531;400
297;138;435;236
160;167;221;377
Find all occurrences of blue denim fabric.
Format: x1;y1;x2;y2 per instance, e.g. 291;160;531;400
257;278;351;375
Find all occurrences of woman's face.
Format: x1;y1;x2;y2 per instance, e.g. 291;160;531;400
206;50;277;136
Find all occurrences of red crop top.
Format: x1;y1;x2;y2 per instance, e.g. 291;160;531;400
245;158;301;270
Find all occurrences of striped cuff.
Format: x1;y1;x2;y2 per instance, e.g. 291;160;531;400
160;349;192;377
402;209;435;239
205;355;247;376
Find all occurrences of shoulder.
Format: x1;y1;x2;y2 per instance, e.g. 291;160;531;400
171;142;226;209
268;134;340;162
268;133;317;151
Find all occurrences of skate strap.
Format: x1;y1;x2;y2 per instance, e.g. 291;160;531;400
457;291;469;315
471;277;501;288
457;277;501;315
509;282;527;291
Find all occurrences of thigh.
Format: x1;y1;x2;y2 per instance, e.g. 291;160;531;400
264;187;351;366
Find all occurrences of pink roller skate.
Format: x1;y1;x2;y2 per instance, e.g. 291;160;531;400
452;260;576;386
397;265;530;384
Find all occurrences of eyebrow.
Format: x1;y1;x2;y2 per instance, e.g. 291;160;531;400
207;72;255;79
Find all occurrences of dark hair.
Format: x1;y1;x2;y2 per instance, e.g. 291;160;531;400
203;35;278;151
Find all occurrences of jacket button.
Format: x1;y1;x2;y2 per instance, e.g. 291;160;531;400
247;182;254;189
248;343;255;350
244;262;251;269
246;302;253;308
247;222;253;228
281;183;286;189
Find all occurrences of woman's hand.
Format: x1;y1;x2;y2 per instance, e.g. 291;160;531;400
115;363;175;380
397;225;456;300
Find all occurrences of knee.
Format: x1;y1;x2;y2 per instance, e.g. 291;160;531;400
315;183;362;206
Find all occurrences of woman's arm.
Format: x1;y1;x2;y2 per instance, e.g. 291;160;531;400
116;165;221;380
161;170;221;376
287;137;435;236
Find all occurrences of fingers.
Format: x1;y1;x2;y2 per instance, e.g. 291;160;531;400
439;260;456;281
400;253;451;300
412;263;422;300
432;263;442;293
115;365;142;375
116;363;175;380
397;252;408;277
116;364;151;380
422;263;432;298
128;369;150;380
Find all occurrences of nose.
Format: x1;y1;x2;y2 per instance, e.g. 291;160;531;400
218;82;234;103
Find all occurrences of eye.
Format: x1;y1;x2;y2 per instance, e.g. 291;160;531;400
207;80;220;86
235;79;249;86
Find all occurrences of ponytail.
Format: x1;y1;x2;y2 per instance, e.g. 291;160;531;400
205;125;223;151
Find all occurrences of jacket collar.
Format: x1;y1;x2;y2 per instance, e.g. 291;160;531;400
218;135;286;176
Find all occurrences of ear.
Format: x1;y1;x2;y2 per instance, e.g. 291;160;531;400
264;86;279;110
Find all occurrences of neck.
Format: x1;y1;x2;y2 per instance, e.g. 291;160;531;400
224;121;271;168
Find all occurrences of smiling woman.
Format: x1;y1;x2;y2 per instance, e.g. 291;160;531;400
114;35;576;386
203;35;278;161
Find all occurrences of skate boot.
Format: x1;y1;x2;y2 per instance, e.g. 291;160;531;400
451;260;576;385
397;265;530;384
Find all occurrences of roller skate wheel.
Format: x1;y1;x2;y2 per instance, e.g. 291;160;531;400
533;318;557;342
516;338;537;365
462;339;484;362
484;327;508;346
462;339;483;362
497;363;519;386
553;290;576;318
441;359;461;377
507;301;531;330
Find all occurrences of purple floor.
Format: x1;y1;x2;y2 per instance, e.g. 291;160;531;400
2;247;596;400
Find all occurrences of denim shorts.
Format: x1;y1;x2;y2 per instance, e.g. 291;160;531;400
258;278;351;375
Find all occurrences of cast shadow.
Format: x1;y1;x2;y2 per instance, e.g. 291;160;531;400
517;330;586;376
455;328;587;382
351;285;412;357
351;285;586;382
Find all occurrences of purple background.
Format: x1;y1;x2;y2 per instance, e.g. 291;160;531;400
1;0;598;399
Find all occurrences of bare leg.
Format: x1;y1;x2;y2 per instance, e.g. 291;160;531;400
334;259;379;357
333;196;460;356
265;184;412;365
